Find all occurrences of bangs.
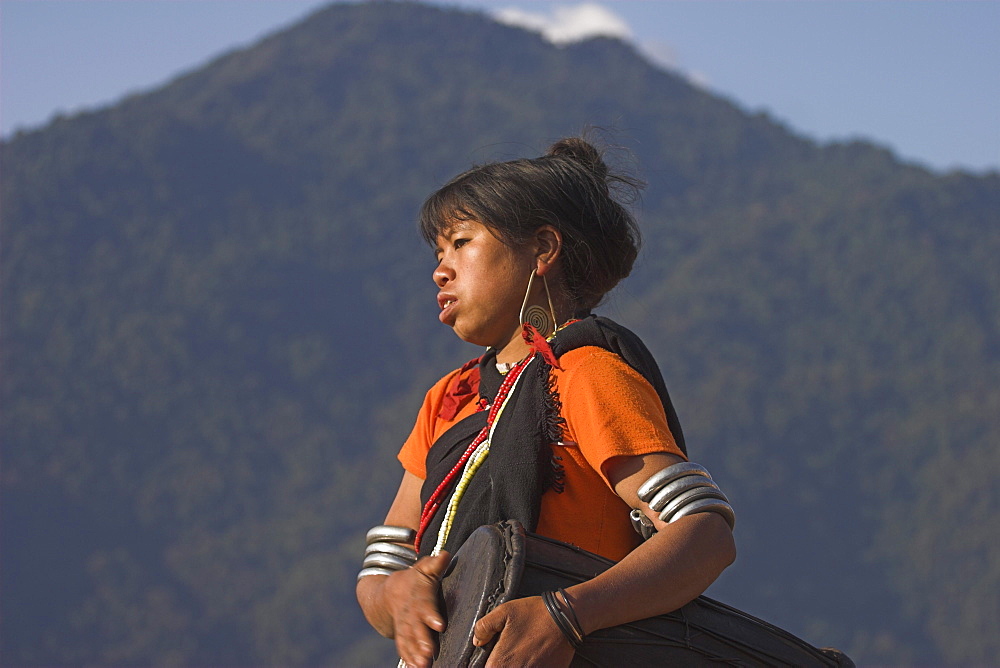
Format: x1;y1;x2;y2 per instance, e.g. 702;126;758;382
417;158;548;247
418;179;483;246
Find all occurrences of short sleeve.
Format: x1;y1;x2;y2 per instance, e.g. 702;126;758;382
397;362;484;479
557;347;684;488
397;371;459;479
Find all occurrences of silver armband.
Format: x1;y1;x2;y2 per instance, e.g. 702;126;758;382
631;461;736;539
366;525;416;545
357;525;418;581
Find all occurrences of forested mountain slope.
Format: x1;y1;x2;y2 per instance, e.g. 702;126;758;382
3;2;998;665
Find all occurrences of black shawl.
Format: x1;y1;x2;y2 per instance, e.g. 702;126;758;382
417;315;685;557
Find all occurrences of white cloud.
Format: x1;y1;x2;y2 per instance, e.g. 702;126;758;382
636;39;677;69
634;40;710;90
685;69;711;90
494;3;632;45
492;3;708;90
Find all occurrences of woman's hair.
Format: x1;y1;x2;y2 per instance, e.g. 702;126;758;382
419;137;642;311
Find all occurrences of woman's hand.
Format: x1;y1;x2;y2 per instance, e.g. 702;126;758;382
383;552;451;668
473;596;576;668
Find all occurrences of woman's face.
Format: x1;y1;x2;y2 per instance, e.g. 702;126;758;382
432;218;534;351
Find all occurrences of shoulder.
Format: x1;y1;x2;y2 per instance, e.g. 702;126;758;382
421;357;481;422
551;346;684;482
557;346;650;389
426;365;466;398
554;345;670;428
559;345;625;368
398;357;481;477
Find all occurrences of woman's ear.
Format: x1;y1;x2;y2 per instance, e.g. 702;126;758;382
534;225;562;276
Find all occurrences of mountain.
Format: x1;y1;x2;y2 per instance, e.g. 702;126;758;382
2;2;998;665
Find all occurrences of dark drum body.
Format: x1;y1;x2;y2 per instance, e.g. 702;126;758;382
434;520;854;667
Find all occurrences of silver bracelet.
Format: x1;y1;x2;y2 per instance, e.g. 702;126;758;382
637;462;712;500
365;541;419;562
357;566;396;580
670;497;736;529
632;462;736;538
647;474;718;513
657;486;730;524
366;525;416;545
362;552;415;571
358;525;418;581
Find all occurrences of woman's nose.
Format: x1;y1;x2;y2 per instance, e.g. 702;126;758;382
433;260;452;287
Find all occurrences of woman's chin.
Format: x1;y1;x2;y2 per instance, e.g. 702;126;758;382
452;329;489;347
449;324;497;349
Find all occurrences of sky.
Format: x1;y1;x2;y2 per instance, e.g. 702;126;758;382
1;0;997;174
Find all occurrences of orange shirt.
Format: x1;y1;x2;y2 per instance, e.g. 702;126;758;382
398;346;685;561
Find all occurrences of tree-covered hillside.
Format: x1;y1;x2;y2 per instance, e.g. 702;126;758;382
2;2;998;665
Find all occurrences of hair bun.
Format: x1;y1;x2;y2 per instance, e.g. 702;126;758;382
547;137;609;181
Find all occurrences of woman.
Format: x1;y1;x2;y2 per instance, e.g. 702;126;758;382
356;137;736;667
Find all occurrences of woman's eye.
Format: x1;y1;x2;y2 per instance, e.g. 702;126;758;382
454;238;470;249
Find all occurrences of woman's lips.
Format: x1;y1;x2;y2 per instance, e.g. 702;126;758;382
438;295;457;324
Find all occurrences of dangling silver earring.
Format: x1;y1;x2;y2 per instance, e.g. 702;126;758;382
520;269;559;337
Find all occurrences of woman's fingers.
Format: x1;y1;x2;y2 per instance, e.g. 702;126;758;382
472;605;506;647
391;552;452;668
475;598;577;668
411;551;450;631
396;611;438;668
421;550;452;577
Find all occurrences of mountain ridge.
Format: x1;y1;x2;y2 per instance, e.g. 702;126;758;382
13;2;993;179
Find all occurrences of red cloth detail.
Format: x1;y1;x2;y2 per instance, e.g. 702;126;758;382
438;357;482;420
522;323;561;370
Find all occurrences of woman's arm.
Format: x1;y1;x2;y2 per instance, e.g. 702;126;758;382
473;451;735;667
570;452;736;632
355;471;451;668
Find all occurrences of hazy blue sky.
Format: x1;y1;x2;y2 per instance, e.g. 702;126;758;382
2;0;997;173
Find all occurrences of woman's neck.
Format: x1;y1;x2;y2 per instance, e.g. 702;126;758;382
495;335;533;366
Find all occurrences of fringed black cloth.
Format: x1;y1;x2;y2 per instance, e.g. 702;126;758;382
418;315;685;557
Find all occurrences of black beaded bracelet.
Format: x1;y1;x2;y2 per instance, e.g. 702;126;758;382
542;590;584;649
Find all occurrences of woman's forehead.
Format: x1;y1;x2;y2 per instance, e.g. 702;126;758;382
437;218;481;239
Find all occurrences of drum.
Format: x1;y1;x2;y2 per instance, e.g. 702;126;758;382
434;520;854;667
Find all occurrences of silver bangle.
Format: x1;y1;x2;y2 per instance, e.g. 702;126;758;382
357;566;396;581
632;461;736;538
647;474;719;513
365;541;417;562
670;497;736;530
658;486;729;523
359;525;418;581
637;462;712;502
366;525;416;546
363;552;415;571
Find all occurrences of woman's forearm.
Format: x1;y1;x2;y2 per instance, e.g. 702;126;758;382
357;472;429;638
566;512;736;635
